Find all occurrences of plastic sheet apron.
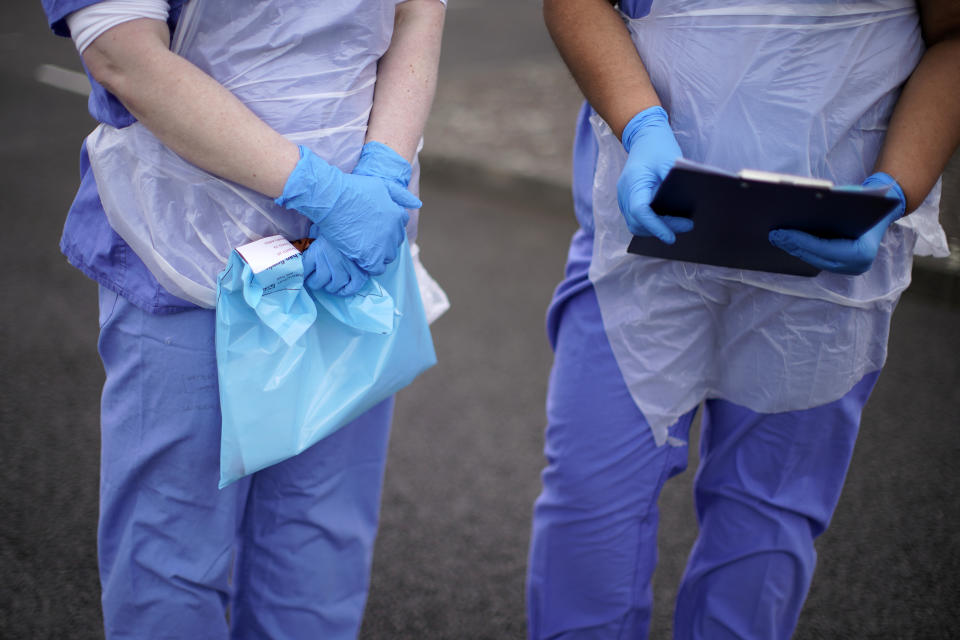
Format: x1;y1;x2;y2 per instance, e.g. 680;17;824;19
588;0;949;443
85;0;448;318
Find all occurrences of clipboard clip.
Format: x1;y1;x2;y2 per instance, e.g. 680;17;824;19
737;169;834;189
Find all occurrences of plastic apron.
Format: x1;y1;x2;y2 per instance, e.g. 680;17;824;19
588;0;949;444
85;0;448;319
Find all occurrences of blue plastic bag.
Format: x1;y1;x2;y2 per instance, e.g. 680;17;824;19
215;236;436;488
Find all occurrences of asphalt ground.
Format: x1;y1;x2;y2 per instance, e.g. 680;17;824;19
3;1;960;639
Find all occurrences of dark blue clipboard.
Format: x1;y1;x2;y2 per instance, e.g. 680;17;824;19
626;160;899;276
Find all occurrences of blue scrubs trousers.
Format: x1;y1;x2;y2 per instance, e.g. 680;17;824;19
526;232;879;639
96;287;392;639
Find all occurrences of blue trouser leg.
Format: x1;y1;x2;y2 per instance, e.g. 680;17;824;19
97;287;241;639
230;398;393;640
673;373;878;640
528;275;879;640
96;287;391;639
527;283;695;639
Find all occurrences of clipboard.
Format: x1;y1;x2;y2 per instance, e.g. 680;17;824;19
626;159;899;276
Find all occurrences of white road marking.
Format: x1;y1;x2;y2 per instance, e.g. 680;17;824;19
35;64;91;97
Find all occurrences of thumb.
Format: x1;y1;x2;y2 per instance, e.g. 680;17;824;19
303;240;333;291
628;191;676;244
386;182;423;209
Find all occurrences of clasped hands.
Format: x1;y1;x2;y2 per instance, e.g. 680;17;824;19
275;141;420;296
618;106;905;275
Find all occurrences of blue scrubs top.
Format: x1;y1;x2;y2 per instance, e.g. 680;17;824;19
43;0;195;313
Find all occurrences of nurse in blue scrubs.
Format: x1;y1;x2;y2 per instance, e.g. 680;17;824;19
41;1;446;637
528;0;960;638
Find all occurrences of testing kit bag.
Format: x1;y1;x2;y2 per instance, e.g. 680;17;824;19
215;236;436;488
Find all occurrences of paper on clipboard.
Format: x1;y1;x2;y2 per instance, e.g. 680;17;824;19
627;159;897;276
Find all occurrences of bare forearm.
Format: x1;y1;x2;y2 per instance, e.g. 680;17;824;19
82;18;298;198
873;0;960;212
874;36;960;212
543;0;660;139
365;0;446;162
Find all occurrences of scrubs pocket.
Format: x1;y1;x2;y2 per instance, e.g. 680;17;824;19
98;286;120;329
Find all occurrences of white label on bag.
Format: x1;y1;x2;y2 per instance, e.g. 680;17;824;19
236;235;300;274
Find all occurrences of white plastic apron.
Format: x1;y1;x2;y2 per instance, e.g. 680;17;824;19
588;0;948;444
86;0;448;320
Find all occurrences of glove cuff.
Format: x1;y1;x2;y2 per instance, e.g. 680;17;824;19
274;145;342;223
353;141;413;187
621;105;670;153
863;171;906;219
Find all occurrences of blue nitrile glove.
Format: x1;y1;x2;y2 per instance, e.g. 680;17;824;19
275;145;421;275
352;140;413;187
302;230;370;297
769;172;906;275
617;106;694;244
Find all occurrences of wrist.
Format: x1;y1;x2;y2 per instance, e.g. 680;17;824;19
621;106;670;153
354;141;413;187
275;146;343;224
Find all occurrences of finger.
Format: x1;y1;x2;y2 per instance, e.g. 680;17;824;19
618;216;691;238
333;249;374;292
773;244;840;271
661;215;694;234
628;194;676;244
303;245;333;291
319;244;372;295
361;256;387;276
382;243;397;266
341;234;387;275
769;229;856;263
386;182;423;209
324;257;351;293
768;229;857;272
335;265;370;297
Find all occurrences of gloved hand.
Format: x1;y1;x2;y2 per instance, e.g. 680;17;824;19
617;106;694;244
275;145;421;275
768;172;906;275
302;230;370;297
352;140;413;187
